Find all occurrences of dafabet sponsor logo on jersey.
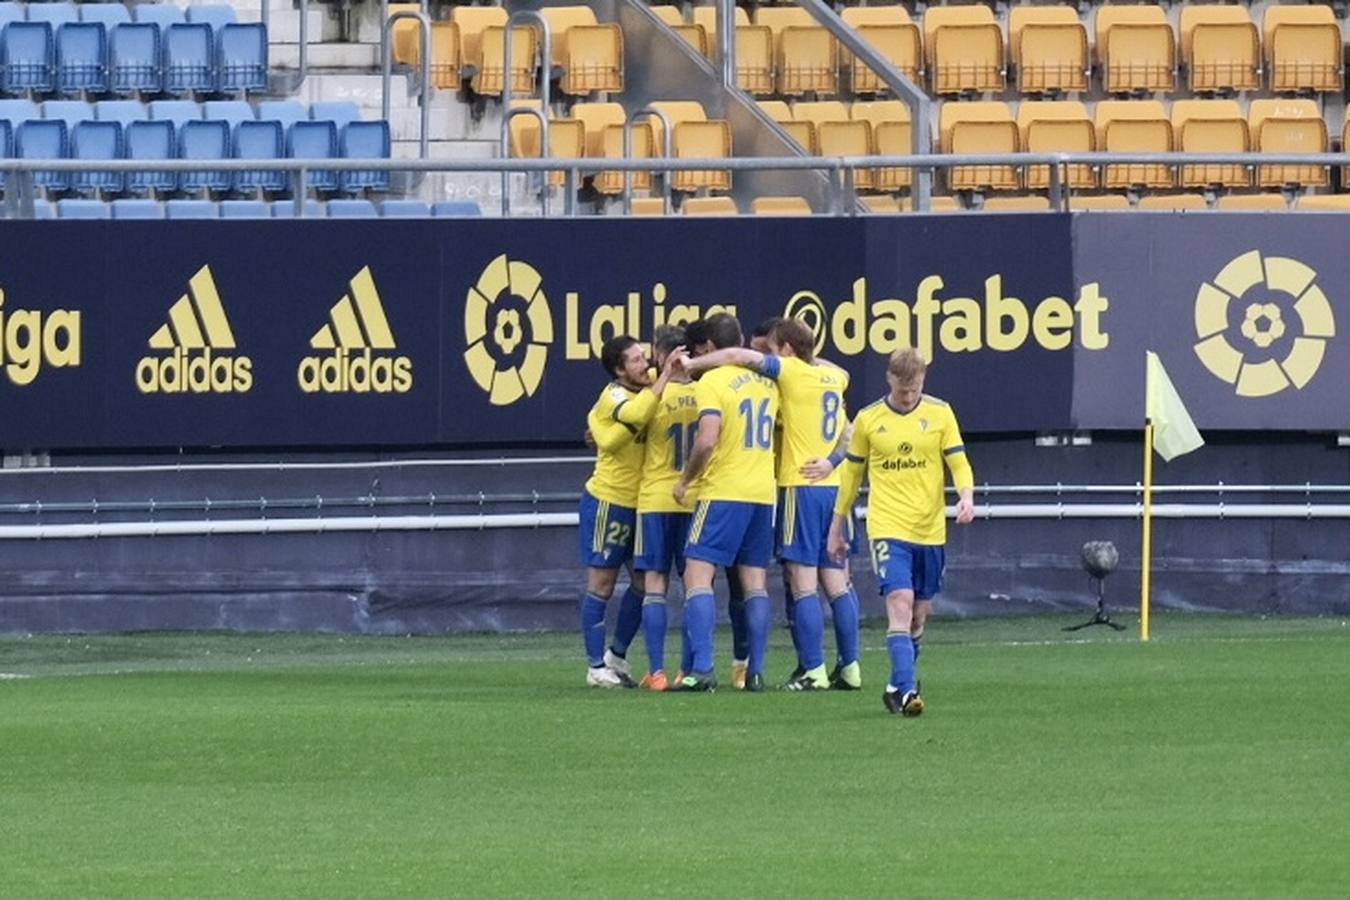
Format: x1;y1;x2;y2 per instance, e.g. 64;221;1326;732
0;286;82;386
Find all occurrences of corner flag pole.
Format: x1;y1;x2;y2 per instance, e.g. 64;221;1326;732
1140;419;1154;643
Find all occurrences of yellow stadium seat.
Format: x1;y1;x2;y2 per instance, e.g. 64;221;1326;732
841;6;922;92
928;196;963;212
983;195;1052;211
508;113;585;188
1138;193;1208;211
1181;5;1259;92
1216;194;1288;210
452;5;536;97
1010;5;1088;94
758;100;793;123
792;100;850;131
1095;100;1174;189
646;101;708;157
1096;5;1176;94
757;8;838;96
1018;100;1095;190
861;194;901;213
925;5;1005;94
392;13;461;90
854;101;912;191
539;6;598;68
1297;194;1350;210
752;196;813;215
672;120;732;193
737;25;775;95
819;121;875;190
780;120;817;153
631;196;667;215
682;196;739;215
1250;99;1328;189
1264;5;1343;93
560;25;623;95
940;101;1019;192
692;5;750;38
673;23;709;57
1069;194;1131;210
572;102;626;158
650;6;683;27
1172;99;1250;189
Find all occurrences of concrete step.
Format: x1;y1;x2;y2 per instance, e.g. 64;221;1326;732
272;41;380;70
298;72;414;111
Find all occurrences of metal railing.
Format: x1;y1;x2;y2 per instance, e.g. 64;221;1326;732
5;152;1350;217
381;9;431;159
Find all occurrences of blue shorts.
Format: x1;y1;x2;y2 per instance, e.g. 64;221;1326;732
633;511;690;575
777;485;854;570
871;538;945;600
577;490;635;568
685;499;775;569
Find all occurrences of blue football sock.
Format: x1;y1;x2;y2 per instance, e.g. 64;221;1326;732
786;593;804;667
610;585;643;656
830;587;861;667
641;594;667;673
727;573;749;662
886;630;915;694
581;592;608;667
685;588;717;674
912;633;923;664
745;590;773;676
793;592;825;670
680;616;694;674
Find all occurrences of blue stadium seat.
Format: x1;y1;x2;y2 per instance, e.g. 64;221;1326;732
431;200;483;217
380;200;431;217
204;100;253;127
133;5;186;30
2;21;56;93
164;22;215;94
310;101;361;129
94;99;145;125
165;199;217;219
219;199;270;218
149;100;201;127
26;5;78;29
80;4;132;30
287;119;338;191
257;100;305;131
338;120;390;193
42;99;93;129
109;23;161;95
218;23;267;94
270;199;323;217
70;120;122;194
57;199;109;219
125;119;176;193
16;119;67;191
31;199;53;219
187;5;237;31
0;97;40;125
111;198;162;219
327;198;378;217
55;22;109;94
233;118;284;192
179;119;230;193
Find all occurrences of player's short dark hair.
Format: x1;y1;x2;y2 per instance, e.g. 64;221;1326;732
653;324;686;357
770;318;816;362
683;318;710;349
752;316;785;339
703;313;743;350
601;335;640;379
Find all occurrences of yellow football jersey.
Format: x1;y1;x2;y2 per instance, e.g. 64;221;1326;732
691;366;780;505
834;394;974;545
638;380;700;513
584;382;659;507
769;356;850;487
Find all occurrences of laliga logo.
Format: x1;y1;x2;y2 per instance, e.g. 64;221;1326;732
464;254;553;406
0;288;82;386
137;266;253;394
1193;250;1336;398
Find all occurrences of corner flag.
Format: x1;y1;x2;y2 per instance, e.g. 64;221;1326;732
1146;351;1204;461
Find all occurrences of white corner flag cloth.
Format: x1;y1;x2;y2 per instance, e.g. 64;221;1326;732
1146;351;1204;462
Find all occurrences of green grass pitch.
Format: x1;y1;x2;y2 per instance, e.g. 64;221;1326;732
3;614;1349;897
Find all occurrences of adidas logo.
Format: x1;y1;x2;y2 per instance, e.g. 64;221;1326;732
136;266;253;394
298;267;412;394
877;425;888;433
0;287;82;387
